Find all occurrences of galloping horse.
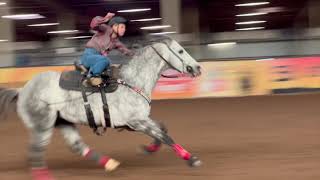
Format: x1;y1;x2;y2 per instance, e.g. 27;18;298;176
0;37;202;180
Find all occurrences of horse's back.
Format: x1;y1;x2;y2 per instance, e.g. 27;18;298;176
19;71;63;104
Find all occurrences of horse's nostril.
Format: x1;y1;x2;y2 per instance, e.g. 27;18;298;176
187;66;193;73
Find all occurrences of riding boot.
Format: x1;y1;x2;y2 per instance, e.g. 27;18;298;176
90;77;103;86
82;76;103;87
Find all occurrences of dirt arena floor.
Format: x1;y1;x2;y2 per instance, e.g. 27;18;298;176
1;94;320;180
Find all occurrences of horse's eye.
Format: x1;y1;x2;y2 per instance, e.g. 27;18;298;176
179;50;184;54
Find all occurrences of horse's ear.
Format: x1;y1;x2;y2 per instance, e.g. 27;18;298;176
156;35;173;46
163;37;173;45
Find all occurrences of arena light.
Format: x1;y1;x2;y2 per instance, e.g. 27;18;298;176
131;18;162;22
256;58;275;61
235;2;270;7
236;20;266;25
65;36;92;40
117;8;151;13
2;14;45;20
150;31;177;35
47;30;79;34
140;25;171;30
0;2;6;6
28;23;60;27
208;42;237;47
236;27;265;31
236;12;267;17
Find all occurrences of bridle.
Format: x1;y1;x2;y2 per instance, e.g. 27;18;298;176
119;42;193;104
150;42;188;78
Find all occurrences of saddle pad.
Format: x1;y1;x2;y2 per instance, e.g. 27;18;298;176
59;71;118;93
59;71;102;92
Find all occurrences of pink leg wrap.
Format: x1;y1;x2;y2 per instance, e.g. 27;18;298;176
31;168;55;180
83;148;110;167
172;144;191;160
145;143;161;152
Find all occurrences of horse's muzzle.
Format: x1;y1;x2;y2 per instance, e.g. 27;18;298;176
187;65;202;77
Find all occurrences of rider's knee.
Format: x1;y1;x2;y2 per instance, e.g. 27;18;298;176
98;57;110;66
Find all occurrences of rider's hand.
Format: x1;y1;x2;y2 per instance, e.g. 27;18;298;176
104;13;115;19
102;13;115;23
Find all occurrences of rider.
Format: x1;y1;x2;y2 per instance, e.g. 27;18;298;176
81;12;134;86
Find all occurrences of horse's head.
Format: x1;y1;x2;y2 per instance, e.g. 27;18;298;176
151;38;202;77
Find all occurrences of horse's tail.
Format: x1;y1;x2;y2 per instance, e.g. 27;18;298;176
0;87;19;120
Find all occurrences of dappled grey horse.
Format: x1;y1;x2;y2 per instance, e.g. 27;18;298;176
0;38;202;180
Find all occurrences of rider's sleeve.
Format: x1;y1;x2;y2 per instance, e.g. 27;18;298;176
115;40;133;56
90;16;111;33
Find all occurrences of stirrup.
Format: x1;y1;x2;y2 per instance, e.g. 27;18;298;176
82;78;90;87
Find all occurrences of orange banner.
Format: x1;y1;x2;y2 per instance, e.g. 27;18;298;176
196;61;268;97
152;69;200;99
2;57;320;99
0;66;73;84
257;57;320;94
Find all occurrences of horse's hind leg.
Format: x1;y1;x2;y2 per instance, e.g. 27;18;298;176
17;96;57;180
27;115;56;180
56;119;120;172
129;119;202;167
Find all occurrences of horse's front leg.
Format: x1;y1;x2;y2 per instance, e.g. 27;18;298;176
140;121;167;154
128;119;202;167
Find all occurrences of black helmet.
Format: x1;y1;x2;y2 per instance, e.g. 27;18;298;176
108;16;127;26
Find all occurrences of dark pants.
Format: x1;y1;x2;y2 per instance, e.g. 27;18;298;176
80;48;110;77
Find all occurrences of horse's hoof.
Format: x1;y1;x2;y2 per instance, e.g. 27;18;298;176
31;168;56;180
140;144;160;155
140;145;153;155
187;156;202;167
104;158;120;172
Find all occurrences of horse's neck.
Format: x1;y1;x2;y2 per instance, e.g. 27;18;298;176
120;47;167;96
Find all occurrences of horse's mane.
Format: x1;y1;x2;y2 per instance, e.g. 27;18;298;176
118;36;173;82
